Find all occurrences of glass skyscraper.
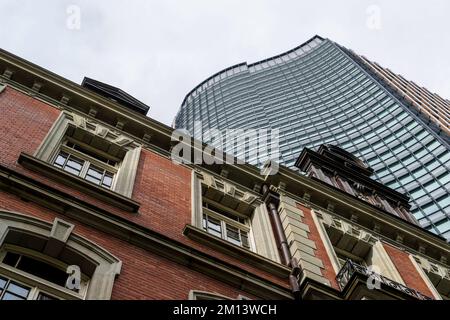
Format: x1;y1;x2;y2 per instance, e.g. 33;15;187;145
173;35;450;240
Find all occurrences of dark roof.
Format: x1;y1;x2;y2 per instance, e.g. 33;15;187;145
81;77;150;115
295;144;411;206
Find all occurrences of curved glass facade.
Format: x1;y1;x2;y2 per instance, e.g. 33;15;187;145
174;36;450;240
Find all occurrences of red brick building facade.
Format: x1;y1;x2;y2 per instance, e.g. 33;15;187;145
0;49;448;300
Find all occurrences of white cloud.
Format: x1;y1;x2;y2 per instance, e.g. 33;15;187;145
1;0;448;125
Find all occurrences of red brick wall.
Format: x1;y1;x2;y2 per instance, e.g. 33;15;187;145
0;86;288;296
296;204;339;289
383;243;433;298
0;190;258;299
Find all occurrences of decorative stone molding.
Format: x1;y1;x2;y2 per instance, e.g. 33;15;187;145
413;255;450;298
115;119;126;130
88;107;98;118
60;94;70;105
44;218;75;257
0;83;5;94
2;68;13;79
31;81;42;93
319;211;378;247
191;170;279;262
316;210;409;284
142;133;152;143
201;171;261;207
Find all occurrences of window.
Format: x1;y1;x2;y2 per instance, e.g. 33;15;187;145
322;216;404;284
0;245;89;299
335;247;367;268
202;201;251;250
188;290;232;300
0;212;122;300
33;112;142;198
53;139;117;189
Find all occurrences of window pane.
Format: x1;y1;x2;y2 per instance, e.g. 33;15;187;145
206;216;222;237
204;202;246;223
226;224;241;246
64;155;84;176
54;152;68;168
241;231;250;249
102;172;113;188
85;169;102;184
0;277;6;289
86;165;104;180
5;282;30;299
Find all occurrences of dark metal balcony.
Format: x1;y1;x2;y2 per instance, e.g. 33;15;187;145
336;259;433;300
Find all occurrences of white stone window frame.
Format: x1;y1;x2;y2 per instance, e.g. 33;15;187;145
411;255;446;300
188;290;233;300
0;210;122;300
53;143;118;190
34;111;141;198
0;244;90;300
192;171;280;263
202;201;254;251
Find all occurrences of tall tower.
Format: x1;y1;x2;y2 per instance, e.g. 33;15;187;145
174;36;450;239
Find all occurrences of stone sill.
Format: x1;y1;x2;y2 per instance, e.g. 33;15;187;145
183;224;290;278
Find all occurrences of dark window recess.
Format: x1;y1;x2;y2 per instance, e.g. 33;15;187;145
66;141;117;166
203;202;246;223
2;252;74;291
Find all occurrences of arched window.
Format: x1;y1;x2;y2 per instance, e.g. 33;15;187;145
0;211;122;300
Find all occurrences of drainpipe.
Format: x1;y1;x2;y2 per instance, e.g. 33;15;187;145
262;184;301;300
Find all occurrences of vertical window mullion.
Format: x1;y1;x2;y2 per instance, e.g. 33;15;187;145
80;161;90;179
27;287;39;300
221;221;226;240
62;153;70;168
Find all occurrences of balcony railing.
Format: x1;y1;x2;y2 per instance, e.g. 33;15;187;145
336;259;433;300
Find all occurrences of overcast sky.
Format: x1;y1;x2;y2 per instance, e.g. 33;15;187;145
1;0;448;126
